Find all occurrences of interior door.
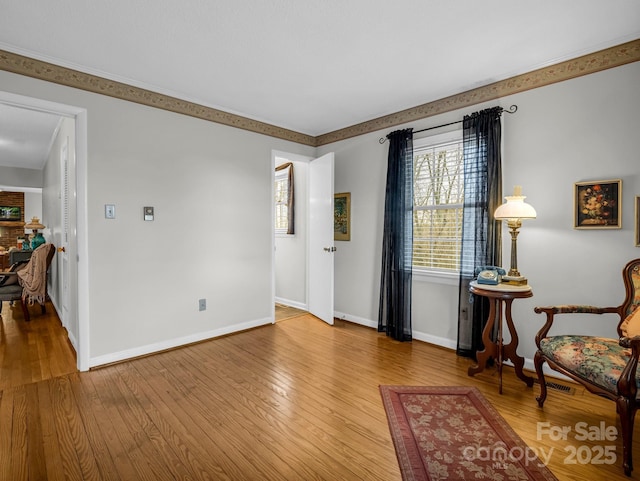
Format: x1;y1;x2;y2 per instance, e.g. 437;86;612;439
308;152;335;325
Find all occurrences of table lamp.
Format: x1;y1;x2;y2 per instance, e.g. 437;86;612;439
493;186;536;286
24;216;46;250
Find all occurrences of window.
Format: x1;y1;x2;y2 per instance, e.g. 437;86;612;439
413;131;464;274
275;162;294;235
275;168;289;234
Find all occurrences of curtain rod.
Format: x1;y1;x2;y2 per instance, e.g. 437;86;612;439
378;104;518;144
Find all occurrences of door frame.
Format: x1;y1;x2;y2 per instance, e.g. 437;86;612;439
271;150;313;319
0;91;90;371
271;149;336;324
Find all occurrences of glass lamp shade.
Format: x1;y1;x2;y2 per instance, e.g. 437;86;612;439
494;196;537;220
494;186;536;220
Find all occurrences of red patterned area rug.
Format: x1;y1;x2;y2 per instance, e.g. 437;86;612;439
379;385;558;481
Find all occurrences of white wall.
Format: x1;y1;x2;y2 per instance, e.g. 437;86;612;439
319;61;640;363
274;152;310;309
0;166;43;189
23;190;42;233
1;60;638;370
0;70;315;366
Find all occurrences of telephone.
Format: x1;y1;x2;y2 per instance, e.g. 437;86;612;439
474;265;507;285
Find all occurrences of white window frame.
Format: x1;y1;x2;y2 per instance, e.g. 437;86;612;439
412;130;463;285
275;165;291;236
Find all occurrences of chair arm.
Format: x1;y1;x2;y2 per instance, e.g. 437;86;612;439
8;260;29;272
534;305;622;348
534;305;620;315
0;272;18;287
617;336;640;399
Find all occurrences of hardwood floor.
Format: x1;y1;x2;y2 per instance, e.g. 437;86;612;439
0;300;77;390
274;303;306;322
0;313;638;480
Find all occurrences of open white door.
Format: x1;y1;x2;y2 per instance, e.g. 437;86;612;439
59;137;71;327
308;152;335;325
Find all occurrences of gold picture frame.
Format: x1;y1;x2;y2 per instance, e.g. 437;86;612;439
635;196;640;247
334;192;351;241
574;179;621;229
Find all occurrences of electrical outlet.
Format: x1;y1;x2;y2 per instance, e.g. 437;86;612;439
198;299;206;311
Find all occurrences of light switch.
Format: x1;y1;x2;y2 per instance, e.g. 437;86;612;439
144;206;154;221
105;204;116;219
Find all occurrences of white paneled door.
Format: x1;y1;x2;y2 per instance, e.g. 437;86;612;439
308;152;335;325
60;137;71;327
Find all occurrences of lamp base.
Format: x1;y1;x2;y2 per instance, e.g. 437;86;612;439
502;275;528;286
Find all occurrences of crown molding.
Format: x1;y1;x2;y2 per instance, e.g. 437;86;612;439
316;38;640;146
1;39;638;148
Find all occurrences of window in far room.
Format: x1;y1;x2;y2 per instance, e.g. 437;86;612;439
275;163;294;235
413;131;464;276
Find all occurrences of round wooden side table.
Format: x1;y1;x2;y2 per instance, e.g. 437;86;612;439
467;281;535;394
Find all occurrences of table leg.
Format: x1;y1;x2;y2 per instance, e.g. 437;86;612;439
497;301;503;394
503;298;534;387
468;298;497;377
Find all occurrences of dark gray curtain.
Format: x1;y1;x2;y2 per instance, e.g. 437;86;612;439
275;162;295;235
456;107;503;358
378;128;413;341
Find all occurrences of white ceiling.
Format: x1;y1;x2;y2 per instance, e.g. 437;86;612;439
0;0;639;169
0;103;62;170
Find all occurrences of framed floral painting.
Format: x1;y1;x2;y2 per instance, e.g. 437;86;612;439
574;179;621;229
334;192;351;241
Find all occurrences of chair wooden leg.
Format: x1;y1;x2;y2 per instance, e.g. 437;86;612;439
616;397;636;476
20;298;31;322
534;351;548;408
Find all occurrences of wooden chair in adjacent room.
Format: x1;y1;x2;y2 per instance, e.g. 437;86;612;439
0;243;55;322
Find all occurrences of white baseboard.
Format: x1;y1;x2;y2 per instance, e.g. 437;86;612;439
49;297;78;352
412;331;458;350
275;297;307;311
333;310;573;383
334;311;377;328
89;316;273;368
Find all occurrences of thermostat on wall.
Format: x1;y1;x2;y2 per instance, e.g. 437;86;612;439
144;206;154;221
105;204;116;219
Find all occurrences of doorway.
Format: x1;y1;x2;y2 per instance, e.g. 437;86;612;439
272;150;335;325
0;91;89;371
273;151;311;317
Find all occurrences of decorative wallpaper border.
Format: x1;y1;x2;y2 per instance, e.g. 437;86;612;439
1;39;638;148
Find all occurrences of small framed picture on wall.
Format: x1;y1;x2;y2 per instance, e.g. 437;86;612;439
334;192;351;241
574;179;621;229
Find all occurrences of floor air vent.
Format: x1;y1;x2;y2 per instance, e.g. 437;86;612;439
533;379;576;395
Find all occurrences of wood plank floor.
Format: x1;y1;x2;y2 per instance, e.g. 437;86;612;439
0;300;77;390
1;311;638;480
275;303;306;322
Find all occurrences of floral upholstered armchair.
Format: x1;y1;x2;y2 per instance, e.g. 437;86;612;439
533;258;640;476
